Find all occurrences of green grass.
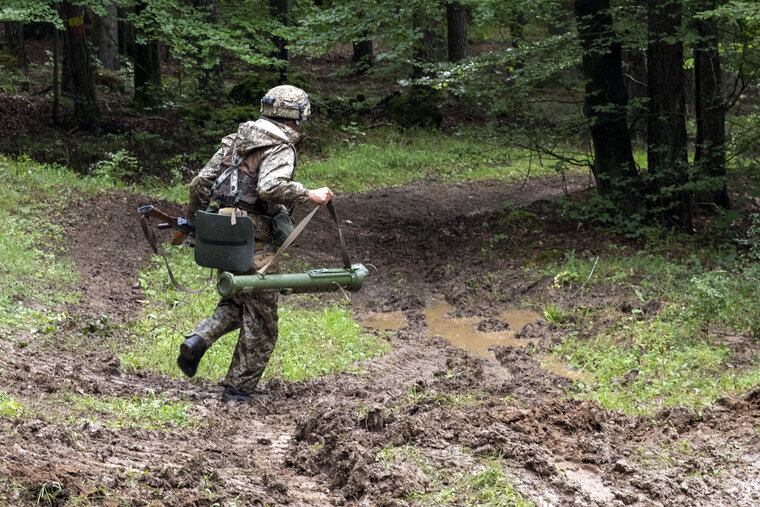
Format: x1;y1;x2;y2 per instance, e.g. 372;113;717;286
0;156;119;336
0;391;23;419
545;246;760;415
123;245;390;382
299;127;565;193
377;445;532;506
57;391;198;430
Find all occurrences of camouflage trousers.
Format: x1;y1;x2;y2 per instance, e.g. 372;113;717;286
190;291;279;393
189;246;280;393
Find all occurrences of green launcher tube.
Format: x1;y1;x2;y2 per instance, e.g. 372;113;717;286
217;264;369;297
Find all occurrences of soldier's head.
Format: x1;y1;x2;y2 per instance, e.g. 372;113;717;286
260;85;311;128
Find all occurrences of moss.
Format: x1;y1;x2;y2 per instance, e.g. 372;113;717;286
387;86;443;128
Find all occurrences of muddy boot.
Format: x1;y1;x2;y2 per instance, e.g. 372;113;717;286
221;386;252;403
177;334;207;378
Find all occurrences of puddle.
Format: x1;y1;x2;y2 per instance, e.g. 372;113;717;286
360;311;407;331
363;301;590;382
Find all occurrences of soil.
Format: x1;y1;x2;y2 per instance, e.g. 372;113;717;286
2;173;760;506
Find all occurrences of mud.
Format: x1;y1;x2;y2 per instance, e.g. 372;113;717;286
1;174;760;506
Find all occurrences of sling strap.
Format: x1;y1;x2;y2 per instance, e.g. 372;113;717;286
140;214;211;294
257;199;352;275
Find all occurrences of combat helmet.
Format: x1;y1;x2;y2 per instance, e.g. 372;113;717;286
260;85;311;125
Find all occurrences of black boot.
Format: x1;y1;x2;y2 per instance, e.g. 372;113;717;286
221;386;252;403
177;334;207;378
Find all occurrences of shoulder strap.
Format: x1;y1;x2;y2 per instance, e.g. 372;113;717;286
140;214;211;294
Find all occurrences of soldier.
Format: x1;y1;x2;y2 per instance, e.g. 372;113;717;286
177;85;333;402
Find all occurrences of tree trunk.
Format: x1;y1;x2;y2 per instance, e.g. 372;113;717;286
412;7;444;78
95;5;119;70
574;0;639;202
53;26;60;123
60;1;99;126
195;0;223;96
132;1;161;109
351;39;373;74
446;2;467;62
694;0;728;208
647;0;691;230
3;21;27;68
270;0;290;84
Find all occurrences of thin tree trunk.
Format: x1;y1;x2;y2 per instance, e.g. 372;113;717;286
447;2;467;62
694;0;728;208
61;1;99;126
351;39;373;74
4;21;27;68
53;26;60;123
195;0;223;96
647;0;690;230
133;1;161;108
270;0;290;84
574;0;639;202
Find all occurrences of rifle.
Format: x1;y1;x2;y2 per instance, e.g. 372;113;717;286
137;205;195;246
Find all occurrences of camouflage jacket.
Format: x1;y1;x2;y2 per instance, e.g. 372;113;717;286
187;118;310;217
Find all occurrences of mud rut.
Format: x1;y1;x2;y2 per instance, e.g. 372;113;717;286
1;175;759;506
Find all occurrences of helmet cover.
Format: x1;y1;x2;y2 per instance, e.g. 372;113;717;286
260;85;311;123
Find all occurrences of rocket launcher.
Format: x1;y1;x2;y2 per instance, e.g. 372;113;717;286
216;263;369;297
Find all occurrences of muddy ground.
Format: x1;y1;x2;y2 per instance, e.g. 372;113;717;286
1;173;760;506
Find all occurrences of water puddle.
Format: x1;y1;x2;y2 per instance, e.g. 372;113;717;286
360;311;407;331
362;300;589;382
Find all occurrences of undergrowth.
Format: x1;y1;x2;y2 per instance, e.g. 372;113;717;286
543;243;760;415
123;245;390;382
0;156;114;337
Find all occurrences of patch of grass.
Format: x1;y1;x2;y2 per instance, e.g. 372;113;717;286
551;248;760;415
0;391;24;419
123;246;390;382
0;156;118;336
57;391;198;430
376;446;532;506
422;461;534;507
300;127;563;193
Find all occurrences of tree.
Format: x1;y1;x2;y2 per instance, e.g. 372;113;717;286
647;0;691;230
270;0;290;83
574;0;639;203
94;4;119;71
60;0;99;126
3;21;28;68
694;0;728;208
446;1;467;62
132;0;161;108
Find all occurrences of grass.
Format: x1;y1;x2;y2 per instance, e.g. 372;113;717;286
57;391;198;430
299;127;566;193
544;244;760;415
0;155;119;336
123;245;390;382
0;391;23;419
376;445;532;506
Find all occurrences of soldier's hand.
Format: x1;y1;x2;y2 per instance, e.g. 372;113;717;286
308;187;334;205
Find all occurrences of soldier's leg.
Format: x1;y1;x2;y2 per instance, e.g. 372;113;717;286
178;298;242;377
222;292;279;394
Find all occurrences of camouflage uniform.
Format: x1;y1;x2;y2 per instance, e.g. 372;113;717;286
186;118;309;393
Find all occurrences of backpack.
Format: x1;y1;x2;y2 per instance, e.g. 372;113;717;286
208;136;267;213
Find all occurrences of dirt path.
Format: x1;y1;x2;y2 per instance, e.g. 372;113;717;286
1;174;760;506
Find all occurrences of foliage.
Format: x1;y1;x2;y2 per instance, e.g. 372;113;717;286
547;244;760;415
123;244;390;382
0;391;24;419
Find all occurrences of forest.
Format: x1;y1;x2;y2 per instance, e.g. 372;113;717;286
1;0;760;505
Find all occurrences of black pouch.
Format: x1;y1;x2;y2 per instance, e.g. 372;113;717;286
271;211;295;247
194;210;255;272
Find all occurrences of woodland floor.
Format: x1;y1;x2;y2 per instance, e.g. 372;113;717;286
1;171;760;506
